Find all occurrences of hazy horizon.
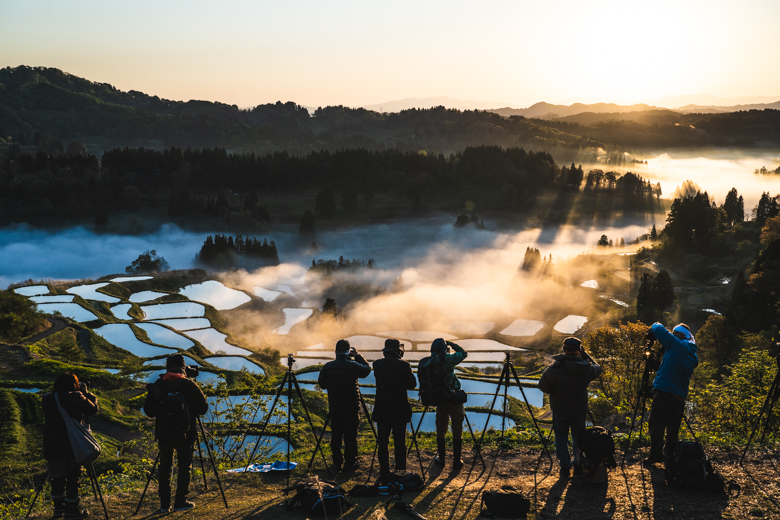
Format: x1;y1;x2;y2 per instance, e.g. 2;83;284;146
2;0;778;110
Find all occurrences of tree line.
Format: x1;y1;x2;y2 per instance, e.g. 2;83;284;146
197;234;280;267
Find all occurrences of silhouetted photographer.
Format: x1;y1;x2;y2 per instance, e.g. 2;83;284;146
317;339;372;471
42;372;99;520
538;337;602;479
144;354;208;513
643;323;698;473
372;339;417;477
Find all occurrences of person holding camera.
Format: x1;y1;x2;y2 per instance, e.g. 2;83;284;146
429;338;468;469
42;372;99;519
317;339;371;471
144;354;208;513
372;339;417;477
644;323;698;471
538;337;602;479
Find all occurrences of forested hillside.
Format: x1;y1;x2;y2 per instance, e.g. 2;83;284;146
2;66;779;159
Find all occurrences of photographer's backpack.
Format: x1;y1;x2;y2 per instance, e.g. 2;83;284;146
285;479;348;516
577;426;617;483
669;441;739;494
480;486;531;518
417;355;452;406
153;382;191;446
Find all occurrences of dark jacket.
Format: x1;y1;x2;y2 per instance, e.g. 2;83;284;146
372;355;417;424
431;341;467;391
538;354;602;421
651;323;699;399
317;353;371;415
42;390;99;461
144;371;208;445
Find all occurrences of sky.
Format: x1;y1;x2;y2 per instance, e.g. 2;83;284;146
1;0;779;109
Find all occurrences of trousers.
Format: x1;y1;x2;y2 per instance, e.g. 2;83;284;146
158;443;194;506
330;413;360;467
435;401;465;439
50;464;82;500
377;421;408;474
648;389;685;468
552;413;586;469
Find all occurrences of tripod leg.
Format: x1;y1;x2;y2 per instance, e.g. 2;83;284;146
198;418;229;509
23;472;46;520
465;410;486;467
508;363;552;463
308;414;331;471
621;394;645;466
406;406;427;456
133;453;159;516
196;427;208;491
469;364;509;470
366;443;377;483
741;375;780;464
237;372;288;479
87;463;110;520
291;376;331;473
407;421;426;482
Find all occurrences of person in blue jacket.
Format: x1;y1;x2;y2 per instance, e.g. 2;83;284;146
644;322;699;470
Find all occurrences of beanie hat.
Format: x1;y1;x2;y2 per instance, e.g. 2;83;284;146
562;337;582;353
673;324;695;344
335;339;351;353
166;354;186;369
383;338;402;352
431;338;447;355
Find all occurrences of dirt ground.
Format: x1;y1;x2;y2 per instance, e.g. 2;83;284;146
25;446;780;520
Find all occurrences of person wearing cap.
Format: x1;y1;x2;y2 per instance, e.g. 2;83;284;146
372;339;417;477
317;339;372;471
538;337;602;479
644;323;698;472
144;354;208;513
430;338;468;469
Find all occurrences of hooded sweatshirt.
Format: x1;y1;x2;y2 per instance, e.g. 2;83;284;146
431;339;467;391
651;322;699;399
538;354;602;420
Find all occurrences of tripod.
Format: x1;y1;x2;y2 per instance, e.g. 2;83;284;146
25;462;109;520
621;339;661;466
237;354;330;491
471;352;552;468
134;416;228;514
740;353;780;465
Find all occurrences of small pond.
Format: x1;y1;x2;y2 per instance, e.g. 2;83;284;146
500;319;545;336
93;324;178;358
180;281;251;310
129;291;167;303
205;356;265;375
141;302;206;320
274;309;313;335
37;303;98;322
185;328;251;356
553;315;589;334
66;283;120;303
14;285;50;296
150;318;211;331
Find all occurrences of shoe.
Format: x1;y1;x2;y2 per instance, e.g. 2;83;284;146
643;454;664;466
173;500;195;512
452;439;464;470
433;438;446;466
52;495;66;518
158;507;171;514
63;499;89;519
559;467;571;479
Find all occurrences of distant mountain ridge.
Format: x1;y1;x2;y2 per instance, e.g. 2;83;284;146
362;96;521;113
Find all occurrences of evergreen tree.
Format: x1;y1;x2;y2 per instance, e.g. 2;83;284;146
650;225;657;241
390;275;405;292
521;247;542;271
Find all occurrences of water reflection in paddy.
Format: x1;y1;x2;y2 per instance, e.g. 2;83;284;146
67;283;120;303
129;291;167;303
553;315;588;334
111;304;134;320
37;303;98;322
500;319;545;336
30;295;74;303
94;324;178;358
180;280;251;310
185;328;251;356
150;318;211;331
135;323;195;350
141;302;205;320
206;356;265;375
14;285;50;296
274;309;313;334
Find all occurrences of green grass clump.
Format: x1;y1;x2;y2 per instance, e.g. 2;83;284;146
0;389;25;458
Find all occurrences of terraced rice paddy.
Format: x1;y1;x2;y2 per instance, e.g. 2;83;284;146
143;356;201;367
93;323;178;358
149;318;212;331
376;331;457;342
553;315;589;334
185;328;251;356
66;283;120;303
14;285;50;296
180;280;251;310
274;309;313;334
36;303;98;322
500;319;545;336
110;276;153;282
253;287;282;301
128;291;167;302
30;295;74;303
141;302;205;320
135;323;195;349
446;321;495;335
455;339;524;351
205;356;265;375
111;304;134;320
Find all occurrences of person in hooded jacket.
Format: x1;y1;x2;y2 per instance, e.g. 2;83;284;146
430;338;468;469
644;323;699;473
318;339;372;471
538;337;602;478
144;354;208;513
42;372;99;520
372;339;417;477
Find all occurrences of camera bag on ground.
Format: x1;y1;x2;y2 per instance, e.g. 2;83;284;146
668;441;740;495
480;485;531;518
577;426;617;481
378;472;424;494
417;356;453;406
285;479;348;515
153;383;191;446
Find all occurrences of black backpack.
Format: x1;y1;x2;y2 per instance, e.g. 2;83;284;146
671;441;708;489
480;486;531;518
153;383;191;446
417;356;452;406
285;480;348;516
578;426;617;469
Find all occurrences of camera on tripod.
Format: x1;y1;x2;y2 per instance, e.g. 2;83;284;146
185;365;199;378
638;328;664;398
